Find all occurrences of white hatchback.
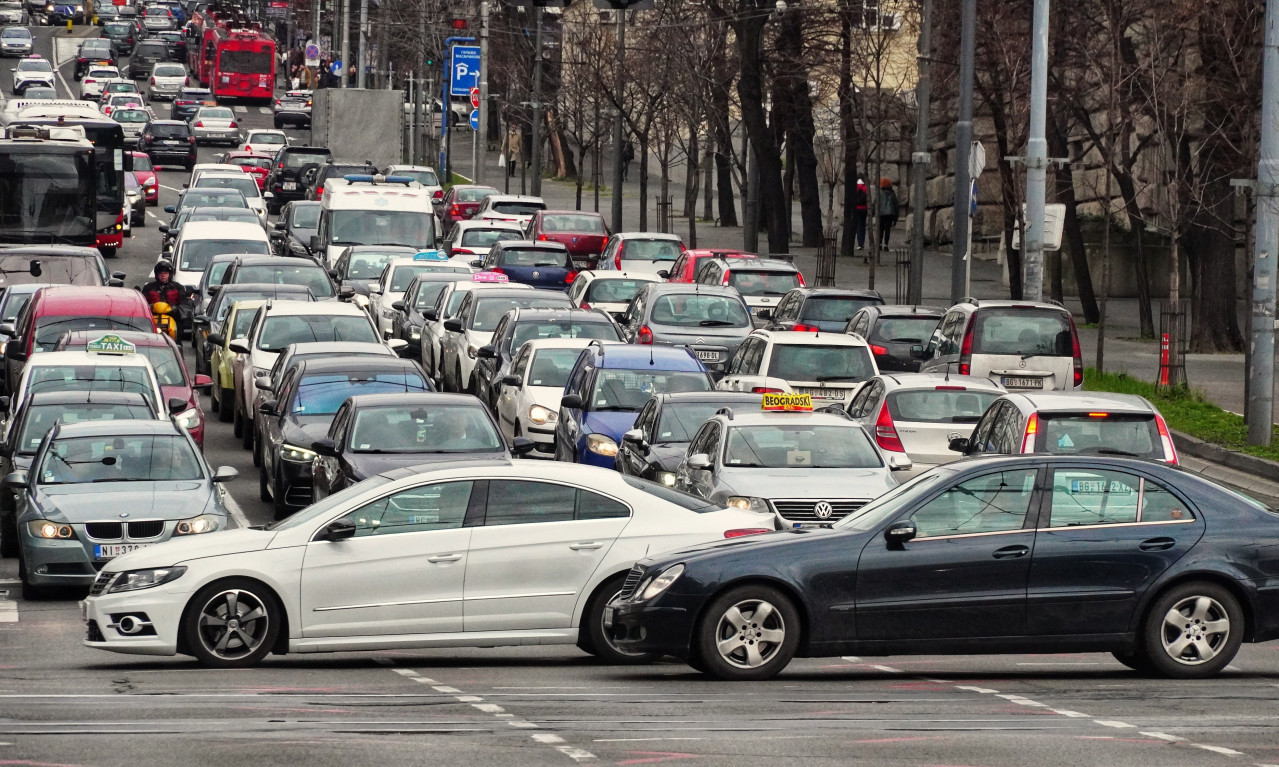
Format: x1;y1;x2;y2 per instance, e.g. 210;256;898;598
717;330;880;407
494;338;600;457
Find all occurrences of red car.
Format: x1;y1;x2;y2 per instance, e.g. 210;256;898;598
54;330;212;449
524;210;610;267
129;151;158;205
663;248;756;283
218;151;273;191
436;184;498;232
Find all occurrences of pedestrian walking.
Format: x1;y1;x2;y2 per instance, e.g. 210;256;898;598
878;178;899;249
852;178;868;251
620;140;635;182
502;123;523;178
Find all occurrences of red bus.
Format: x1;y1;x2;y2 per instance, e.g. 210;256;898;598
199;26;275;104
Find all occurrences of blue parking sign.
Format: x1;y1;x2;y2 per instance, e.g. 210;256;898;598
450;46;481;96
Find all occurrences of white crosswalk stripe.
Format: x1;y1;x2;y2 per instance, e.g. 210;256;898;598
259;106;272;114
234;105;248;113
0;588;18;622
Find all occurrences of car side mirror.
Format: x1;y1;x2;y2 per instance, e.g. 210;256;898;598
884;520;917;545
560;393;582;410
309;235;321;251
264;191;275;199
164;205;174;213
327;269;339;279
273;221;286;232
909;344;925;359
167;397;188;415
469;260;485;269
687;453;712;471
109;278;125;287
510;436;536;457
0;440;8;454
338;286;356;300
2;471;28;489
423;309;439;322
258;400;277;416
207;333;224;346
192;373;213;390
157;223;169;233
319;516;356;542
476;344;496;359
443;319;463;332
656;269;670;279
386;339;408;352
206;285;221;296
888;453;913;472
391;300;405;312
254;375;272;391
948;436;971;454
311;437;337;456
193;314;210;326
211;465;238;483
501;373;521;387
755;308;772;321
0;323;15;337
622;428;649;454
228;339;250;354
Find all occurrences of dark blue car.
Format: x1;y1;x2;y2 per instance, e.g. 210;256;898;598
607;454;1279;680
554;342;714;469
479;240;577;291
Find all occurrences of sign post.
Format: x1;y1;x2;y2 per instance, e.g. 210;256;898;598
304;43;320;68
441;37;477;182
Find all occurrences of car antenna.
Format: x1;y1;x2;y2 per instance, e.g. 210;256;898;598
649;344;655;366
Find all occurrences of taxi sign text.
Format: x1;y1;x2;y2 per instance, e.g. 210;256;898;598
472;271;509;283
762;393;813;412
86;334;136;355
414;250;447;261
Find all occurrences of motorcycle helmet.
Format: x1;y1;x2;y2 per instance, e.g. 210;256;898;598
154;260;174;278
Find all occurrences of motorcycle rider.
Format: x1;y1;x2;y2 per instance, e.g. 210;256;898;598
140;260;196;336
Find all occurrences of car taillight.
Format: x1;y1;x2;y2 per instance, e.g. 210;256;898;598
614;251;622;270
451;248;474;256
722;273;731;285
565;270;578;284
1021;412;1039;453
490;267;504;275
792;323;820;332
194;121;203;127
150;76;155;84
750;387;783;394
724;528;770;538
958;319;974;376
1155;414;1179;464
870;344;888;355
451;204;461;216
228;121;237;128
185;76;190;85
1069;314;1083;387
637;325;653;344
538;234;548;241
875;403;905;453
277;162;283;169
187;136;195;143
432;190;442;200
579;302;591;310
796;273;806;287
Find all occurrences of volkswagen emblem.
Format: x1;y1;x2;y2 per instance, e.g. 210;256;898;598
813;501;834;520
532;270;540;278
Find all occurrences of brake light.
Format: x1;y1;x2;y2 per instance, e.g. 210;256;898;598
490;267;505;276
187;136;195;143
796;273;806;287
451;248;474;256
150;76;155;85
538;234;548;241
580;302;591;310
875;403;905;452
229;121;237;128
935;385;967;391
451;204;461;216
751;387;783;394
1088;412;1109;418
1021;412;1039;453
1069;314;1083;387
185;76;189;85
1155;414;1179;464
724;528;770;538
637;325;653;344
432;190;442;200
958;319;975;376
870;344;888;355
721;272;731;285
614;249;622;270
565;270;578;284
792;323;820;332
194;121;203;127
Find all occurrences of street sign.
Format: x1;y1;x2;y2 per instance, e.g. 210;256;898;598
304;43;319;67
1012;203;1067;251
470;86;480;109
469;109;479;130
970;140;987;179
331;59;342;76
450;45;481;96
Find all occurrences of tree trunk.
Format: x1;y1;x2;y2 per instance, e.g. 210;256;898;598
1184;178;1244;352
684;120;700;220
990;108;1022;299
775;5;821;247
1047;114;1098;322
1112;170;1155;338
838;10;859;257
711;90;738;227
783;140;796;245
638;136;650;231
735;10;788;253
703;144;714;222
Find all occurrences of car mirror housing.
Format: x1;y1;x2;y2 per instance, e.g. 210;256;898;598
948;436;971;454
469;260;485;269
501;373;521;387
2;470;28;489
887;454;913;471
687;453;712;471
884;520;917;545
510;436;536;457
320;516;356;542
311;438;337;457
476;345;496;359
228;339;250;354
560;393;582;410
192;374;213;390
423;309;438;322
656;269;670;279
254;375;272;391
443;319;463;333
167;397;187;415
211;465;238;483
391;300;405;312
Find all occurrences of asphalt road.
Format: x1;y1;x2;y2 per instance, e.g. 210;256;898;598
3;25;1279;767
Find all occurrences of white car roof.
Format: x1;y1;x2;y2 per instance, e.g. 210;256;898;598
454;220;523;232
485;194;545;204
24;350;154;368
177;221;269;240
245;129;286;137
577;271;657;283
521;337;609;354
872;372;1006;392
721;409;863;428
448;280;534;295
752;330;870;347
261;299;366;318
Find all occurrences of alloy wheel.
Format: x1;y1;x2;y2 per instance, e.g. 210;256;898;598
714;598;787;669
1161;595;1231;666
195;588;271;661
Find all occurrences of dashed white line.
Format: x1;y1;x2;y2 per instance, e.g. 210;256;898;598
1195;744;1243;756
234;105;247;113
258;106;271;114
1141;732;1186;742
1093;720;1138;729
1050;709;1091;718
0;589;18;623
871;665;901;674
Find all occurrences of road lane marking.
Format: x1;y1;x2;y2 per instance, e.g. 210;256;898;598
0;590;15;623
1194;744;1243;756
1094;720;1137;729
1141;732;1186;741
234;105;247;113
870;665;901;673
259;106;271;114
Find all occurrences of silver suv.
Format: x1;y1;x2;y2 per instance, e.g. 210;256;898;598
918;298;1083;391
618;283;753;377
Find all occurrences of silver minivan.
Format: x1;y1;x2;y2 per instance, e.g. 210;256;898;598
918;299;1083;391
619;283;753;378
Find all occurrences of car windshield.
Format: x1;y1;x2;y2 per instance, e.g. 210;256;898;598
291;372;429;416
649;294;750;328
723;424;881;469
800;296;880;325
460;228;520;248
584;278;648;304
510;321;618;352
18;402;154;454
38;434;201;484
18;60;51;72
149;123;193;139
472;295;570;330
655;401;751;443
456;187;495;202
179;239;269;272
835;470;951;531
2;27;28;38
498;248;571;268
621;239;681;261
587;370;710;412
189;210;258;225
766;344;876;382
888;388;1000;424
153;64;184;77
972;308;1073;356
289;205;319;228
542;214;605;233
869;316;940;344
195;175;260;199
491;201;544;215
0;256;99;287
348;405;502;453
413;282;450;310
526;348;582;388
258;314;376;351
33;317;152;352
728;269;801;297
330;210;434;249
235;264;334;298
344;251;407;280
1037;413;1161;458
25;363;154;405
131;154;153;171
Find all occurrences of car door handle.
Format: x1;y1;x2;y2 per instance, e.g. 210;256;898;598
569;542;604;551
426;553;462;563
991;545;1029;559
1139;537;1177;552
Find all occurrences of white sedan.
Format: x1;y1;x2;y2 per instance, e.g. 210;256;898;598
81;461;774;666
79;66;120;100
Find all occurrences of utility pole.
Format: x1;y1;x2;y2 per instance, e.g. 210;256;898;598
609;10;627;232
1247;0;1279;445
416;11;426;165
949;0;976;303
906;0;933;305
477;0;489;185
1022;0;1050;301
408;72;417;163
337;0;350;87
529;6;545;196
355;0;367;88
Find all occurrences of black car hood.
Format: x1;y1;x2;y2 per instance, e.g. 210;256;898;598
281;417;332;447
344;450;508;481
647;443;690;472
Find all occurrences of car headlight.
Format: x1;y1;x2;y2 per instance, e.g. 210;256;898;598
252;366;270;377
281;443;316;463
174;407;200;429
143;177;156;187
381;308;397;319
174;514;218;535
528;405;557;425
74;3;82;10
409;328;421;340
727;496;771;514
45;4;52;10
105;566;186;593
638;564;684;601
586;433;618;457
656;471;677;487
27;520;74;539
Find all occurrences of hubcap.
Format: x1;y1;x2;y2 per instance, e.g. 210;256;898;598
1161;595;1230;665
714;598;786;669
196;589;269;660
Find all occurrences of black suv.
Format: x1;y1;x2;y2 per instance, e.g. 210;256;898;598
306;160;378;202
74;39;116;80
128;40;171;80
99;21;136;56
137;120;196;171
263;146;332;214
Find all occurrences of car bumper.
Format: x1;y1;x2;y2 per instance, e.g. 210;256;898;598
2;45;33;56
193;129;240;142
81;582;191;656
606;597;696;659
279;458;314;508
526;425;556;457
150;84;181;98
269;182;306;202
147;147;195;161
20;529;98;588
15;78;53;90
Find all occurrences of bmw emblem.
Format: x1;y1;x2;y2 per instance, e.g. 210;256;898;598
532;271;540;278
119;512;130;518
813;501;833;520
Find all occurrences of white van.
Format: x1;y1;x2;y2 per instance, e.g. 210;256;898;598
314;174;440;267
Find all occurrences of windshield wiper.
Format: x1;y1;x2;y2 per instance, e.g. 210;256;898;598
698;319;737;327
91;477;141;483
1077;447;1141;457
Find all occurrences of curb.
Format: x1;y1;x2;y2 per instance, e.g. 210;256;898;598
1170;428;1279;484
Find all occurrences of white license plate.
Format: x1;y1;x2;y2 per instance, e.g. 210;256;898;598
1002;376;1044;389
696;350;719;361
800;388;842;399
94;543;151;560
1071;479;1109;494
161;140;178;145
602;605;615;628
283;181;297;190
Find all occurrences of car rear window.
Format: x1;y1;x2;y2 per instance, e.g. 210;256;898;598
283;151;330;169
584;278;648;305
542;214;605;233
136;43;168;57
869;316;939;344
104;22;131;33
621;239;681;261
456;187;494;202
460;228;520;248
800;296;881;324
237;264;334;298
510;321;619;350
492;201;545;215
1036;413;1161;459
972;308;1073;356
649;294;750;328
153;64;185;77
150;123;190;138
887;388;1000;424
179;239;269;272
728;269;800;297
765;344;875;383
497;248;571;268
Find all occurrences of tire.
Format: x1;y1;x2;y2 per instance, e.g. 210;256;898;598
271;467;290;520
267;202;280;216
1139;581;1243;679
579;574;659;665
100;246;116;259
258;462;270;502
1111;651;1154;673
217;387;234;422
240;412;253;451
0;508;17;558
692;584;800;681
251;426;262;467
274;118;283;129
180;578;280;668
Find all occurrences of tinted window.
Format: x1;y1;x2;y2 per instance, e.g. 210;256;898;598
542;214;605;233
869;316;940;344
656;401;751;443
18;402;154;453
649;294;749;328
351;482;472;537
527;348;583;388
588;370;710;411
484;482;628;525
258;314;376;350
887;389;1000;424
179;239;269;272
972;308;1073;356
149;123;191;139
765;344;876;382
289;205;319;228
491;200;545;216
621;239;681;261
910;468;1037;538
497;248;572;268
283;151;329;170
456;187;494;202
347;405;502;453
291;371;429;415
584;279;648;304
723;424;881;469
236;263;334;297
728;270;800;297
510;321;618;350
39;434;201;484
1037;413;1160;458
460;228;520;248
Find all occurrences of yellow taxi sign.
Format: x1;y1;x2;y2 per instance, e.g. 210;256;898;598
762;393;813;412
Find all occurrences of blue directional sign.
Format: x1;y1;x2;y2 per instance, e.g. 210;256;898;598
450;45;481;96
330;59;342;75
469;109;480;130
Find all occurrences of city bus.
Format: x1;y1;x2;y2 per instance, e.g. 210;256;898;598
198;25;275;103
0;126;97;247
